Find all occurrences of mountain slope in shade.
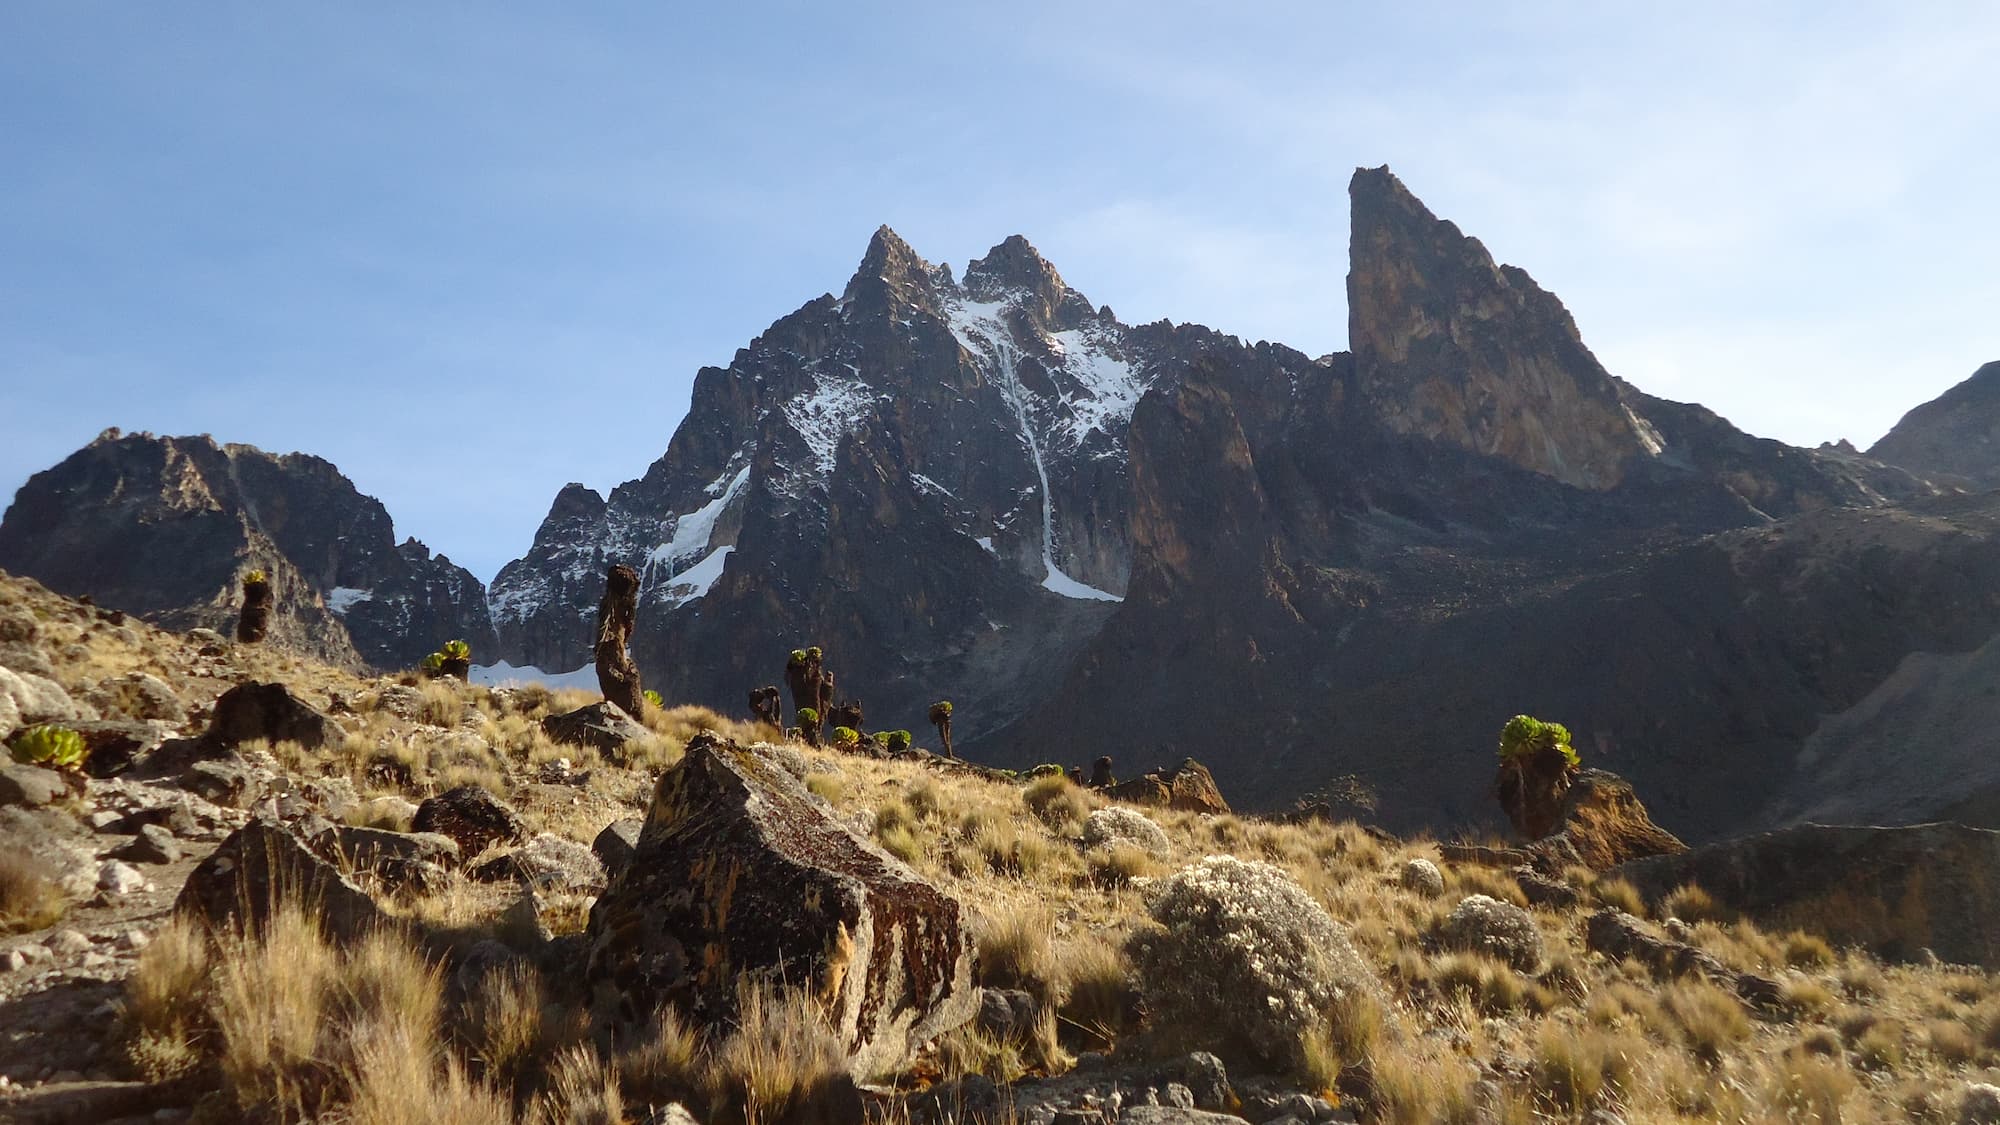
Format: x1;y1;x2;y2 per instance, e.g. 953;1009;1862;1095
0;430;493;670
1868;361;2000;488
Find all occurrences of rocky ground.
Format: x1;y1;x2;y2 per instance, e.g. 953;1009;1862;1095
4;568;2000;1124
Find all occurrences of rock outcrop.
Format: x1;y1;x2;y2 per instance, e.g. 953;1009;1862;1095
1617;821;2000;967
176;820;382;940
1347;166;1655;491
584;735;977;1075
1523;770;1686;871
1869;360;2000;488
0;431;493;671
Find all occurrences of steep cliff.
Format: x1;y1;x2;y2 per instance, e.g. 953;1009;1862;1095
1868;360;2000;489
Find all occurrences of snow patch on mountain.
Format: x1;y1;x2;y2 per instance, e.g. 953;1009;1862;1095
647;466;749;575
1049;325;1145;451
327;587;373;615
661;545;733;607
471;661;601;689
784;369;876;473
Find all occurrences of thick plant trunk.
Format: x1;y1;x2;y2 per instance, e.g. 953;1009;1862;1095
236;578;272;644
440;657;470;681
595;564;644;718
1089;756;1116;789
1496;747;1577;841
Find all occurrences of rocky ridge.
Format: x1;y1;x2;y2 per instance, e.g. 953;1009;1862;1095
0;431;494;671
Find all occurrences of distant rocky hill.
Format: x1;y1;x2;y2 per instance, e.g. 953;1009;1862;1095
9;167;1999;843
0;432;493;670
1868;360;2000;488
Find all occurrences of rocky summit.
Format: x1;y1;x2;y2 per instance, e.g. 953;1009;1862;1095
6;167;2000;847
0;431;493;672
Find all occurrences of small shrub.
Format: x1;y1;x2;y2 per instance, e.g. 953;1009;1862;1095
8;724;86;770
1127;856;1379;1071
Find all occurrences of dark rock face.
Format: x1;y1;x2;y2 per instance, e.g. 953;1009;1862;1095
1617;821;2000;967
1869;361;2000;488
412;785;527;859
205;681;332;751
585;735;977;1076
177;820;382;941
0;431;493;671
541;701;651;757
1106;759;1229;815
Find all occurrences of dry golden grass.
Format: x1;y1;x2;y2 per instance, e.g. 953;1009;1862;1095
1021;773;1091;832
0;851;66;934
707;981;848;1123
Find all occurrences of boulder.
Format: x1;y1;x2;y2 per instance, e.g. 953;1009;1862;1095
1617;821;2000;967
541;701;652;759
1106;759;1230;815
311;824;461;892
85;673;186;724
592;817;643;879
71;719;175;778
585;734;977;1076
176;820;381;941
411;785;526;858
0;666;90;728
1524;770;1685;872
0;641;56;679
469;833;606;893
204;681;332;750
115;823;182;865
1438;894;1543;971
1584;909;1781;1009
0;604;39;645
1079;807;1171;857
0;763;66;809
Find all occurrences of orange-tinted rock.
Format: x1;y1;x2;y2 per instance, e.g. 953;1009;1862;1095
585;735;976;1075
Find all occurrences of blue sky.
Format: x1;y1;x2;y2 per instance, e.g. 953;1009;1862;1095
3;2;1995;581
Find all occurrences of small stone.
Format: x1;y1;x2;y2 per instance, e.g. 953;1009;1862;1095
16;942;52;965
118;929;151;951
87;810;122;830
1;950;26;973
0;764;66;809
1163;1083;1196;1110
1961;1083;2000;1125
117;823;181;865
48;930;92;957
79;952;112;970
98;860;148;896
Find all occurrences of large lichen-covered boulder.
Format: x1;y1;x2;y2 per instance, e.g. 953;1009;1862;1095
1526;770;1686;872
585;734;977;1077
1617;821;2000;968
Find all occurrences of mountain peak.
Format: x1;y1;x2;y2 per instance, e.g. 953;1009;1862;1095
1346;166;1651;490
1867;360;2000;488
841;224;946;314
963;233;1096;329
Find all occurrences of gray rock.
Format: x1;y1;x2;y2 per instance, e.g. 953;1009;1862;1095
97;860;147;896
48;930;92;957
0;764;66;808
976;988;1038;1041
1961;1083;2000;1125
0;667;90;728
592;817;643;880
541;701;651;758
1155;1053;1232;1113
1120;1109;1245;1125
1439;894;1544;971
312;824;460;892
1;949;26;973
470;833;606;894
640;1106;703;1125
205;681;332;750
176;821;381;942
115;824;181;865
84;673;185;724
180;759;258;808
412;785;526;858
0;641;57;679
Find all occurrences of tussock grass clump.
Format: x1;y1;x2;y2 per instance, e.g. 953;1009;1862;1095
1771;1053;1857;1121
1783;930;1837;968
1086;842;1159;888
804;772;847;805
1660;882;1729;924
1779;976;1838;1019
975;903;1061;1007
1057;937;1137;1048
1368;1047;1483;1125
1926;1017;1978;1065
618;1006;705;1109
1588;876;1646;916
707;981;848;1125
1663;979;1752;1063
1430;952;1528;1015
1022;773;1090;832
534;1044;623;1125
0;851;67;934
905;776;944;820
1852;1017;1908;1072
1527;1022;1637;1114
123;918;211;1082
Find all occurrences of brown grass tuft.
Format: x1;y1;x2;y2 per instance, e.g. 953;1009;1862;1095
1022;773;1090;832
708;981;848;1124
0;851;67;934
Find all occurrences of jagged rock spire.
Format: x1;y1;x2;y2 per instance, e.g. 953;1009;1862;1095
841;225;948;317
1347;165;1653;490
